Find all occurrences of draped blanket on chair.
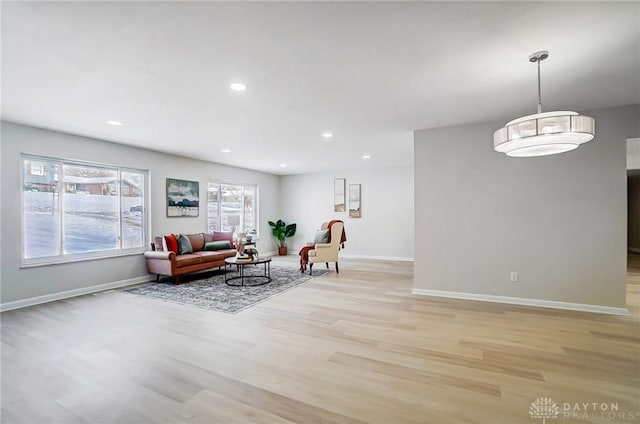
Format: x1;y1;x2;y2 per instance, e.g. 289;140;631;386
299;220;346;272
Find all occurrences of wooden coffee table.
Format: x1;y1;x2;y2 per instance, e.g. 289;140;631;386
224;256;272;286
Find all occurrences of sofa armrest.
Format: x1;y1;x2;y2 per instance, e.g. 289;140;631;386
145;250;177;277
313;243;332;250
144;251;176;261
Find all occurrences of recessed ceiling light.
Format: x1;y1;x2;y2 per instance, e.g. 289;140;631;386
362;155;371;159
322;131;333;138
230;82;247;91
279;164;287;168
221;148;231;153
107;120;123;126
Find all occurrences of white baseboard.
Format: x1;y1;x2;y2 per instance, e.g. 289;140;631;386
340;253;414;262
628;247;640;254
1;275;153;312
411;288;629;316
261;250;278;257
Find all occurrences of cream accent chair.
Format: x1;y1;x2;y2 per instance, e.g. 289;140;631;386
308;221;343;275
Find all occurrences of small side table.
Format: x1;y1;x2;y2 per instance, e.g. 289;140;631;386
239;241;257;256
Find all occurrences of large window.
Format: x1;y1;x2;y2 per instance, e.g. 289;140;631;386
207;181;257;234
22;155;147;265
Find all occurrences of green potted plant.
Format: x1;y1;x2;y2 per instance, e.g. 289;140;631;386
268;219;296;255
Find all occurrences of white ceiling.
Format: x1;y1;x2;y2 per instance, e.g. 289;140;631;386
2;1;639;175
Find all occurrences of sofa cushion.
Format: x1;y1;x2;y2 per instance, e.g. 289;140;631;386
203;232;214;243
177;234;193;254
204;240;232;251
187;233;205;252
174;253;202;267
193;251;225;262
213;231;235;248
220;249;238;258
164;234;179;253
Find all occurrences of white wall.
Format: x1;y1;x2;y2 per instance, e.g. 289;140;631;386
628;173;640;251
0;121;280;305
628;139;640;251
280;166;414;260
627;138;640;170
414;104;639;310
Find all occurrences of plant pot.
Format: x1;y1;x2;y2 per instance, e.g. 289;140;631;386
278;246;288;256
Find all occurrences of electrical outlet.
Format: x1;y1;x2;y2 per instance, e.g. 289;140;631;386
510;272;519;282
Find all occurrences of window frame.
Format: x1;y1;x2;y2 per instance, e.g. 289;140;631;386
207;180;259;237
20;154;150;267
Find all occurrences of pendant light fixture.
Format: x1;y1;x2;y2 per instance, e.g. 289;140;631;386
493;51;595;157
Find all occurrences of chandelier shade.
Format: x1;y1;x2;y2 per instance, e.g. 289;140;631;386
494;111;595;157
494;51;595;157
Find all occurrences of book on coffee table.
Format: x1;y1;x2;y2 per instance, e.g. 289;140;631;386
236;258;253;263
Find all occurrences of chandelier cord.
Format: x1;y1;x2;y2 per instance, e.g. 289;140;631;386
537;59;543;114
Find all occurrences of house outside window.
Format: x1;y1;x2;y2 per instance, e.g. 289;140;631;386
30;163;45;176
207;181;257;235
21;155;148;265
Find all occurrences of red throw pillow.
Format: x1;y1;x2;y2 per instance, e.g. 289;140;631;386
164;234;179;253
213;231;235;248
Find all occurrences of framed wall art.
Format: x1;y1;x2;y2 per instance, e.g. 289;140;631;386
334;178;346;212
349;184;361;218
166;178;199;217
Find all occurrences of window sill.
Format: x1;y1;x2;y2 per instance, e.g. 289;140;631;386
20;249;145;269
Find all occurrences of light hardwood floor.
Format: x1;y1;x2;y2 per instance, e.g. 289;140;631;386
2;255;639;424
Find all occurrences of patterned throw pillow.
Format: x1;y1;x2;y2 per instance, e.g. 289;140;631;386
164;234;179;253
177;234;193;254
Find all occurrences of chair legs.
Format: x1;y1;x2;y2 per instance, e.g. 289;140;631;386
309;261;340;275
309;262;338;274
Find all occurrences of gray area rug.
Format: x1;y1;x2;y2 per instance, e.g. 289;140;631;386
125;265;330;314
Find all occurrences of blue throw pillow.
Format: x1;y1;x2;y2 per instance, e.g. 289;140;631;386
177;234;193;254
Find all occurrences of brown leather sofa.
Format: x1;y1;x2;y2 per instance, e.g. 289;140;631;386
144;232;237;284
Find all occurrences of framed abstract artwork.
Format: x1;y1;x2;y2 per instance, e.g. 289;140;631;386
334;178;346;212
349;184;361;218
166;178;199;217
